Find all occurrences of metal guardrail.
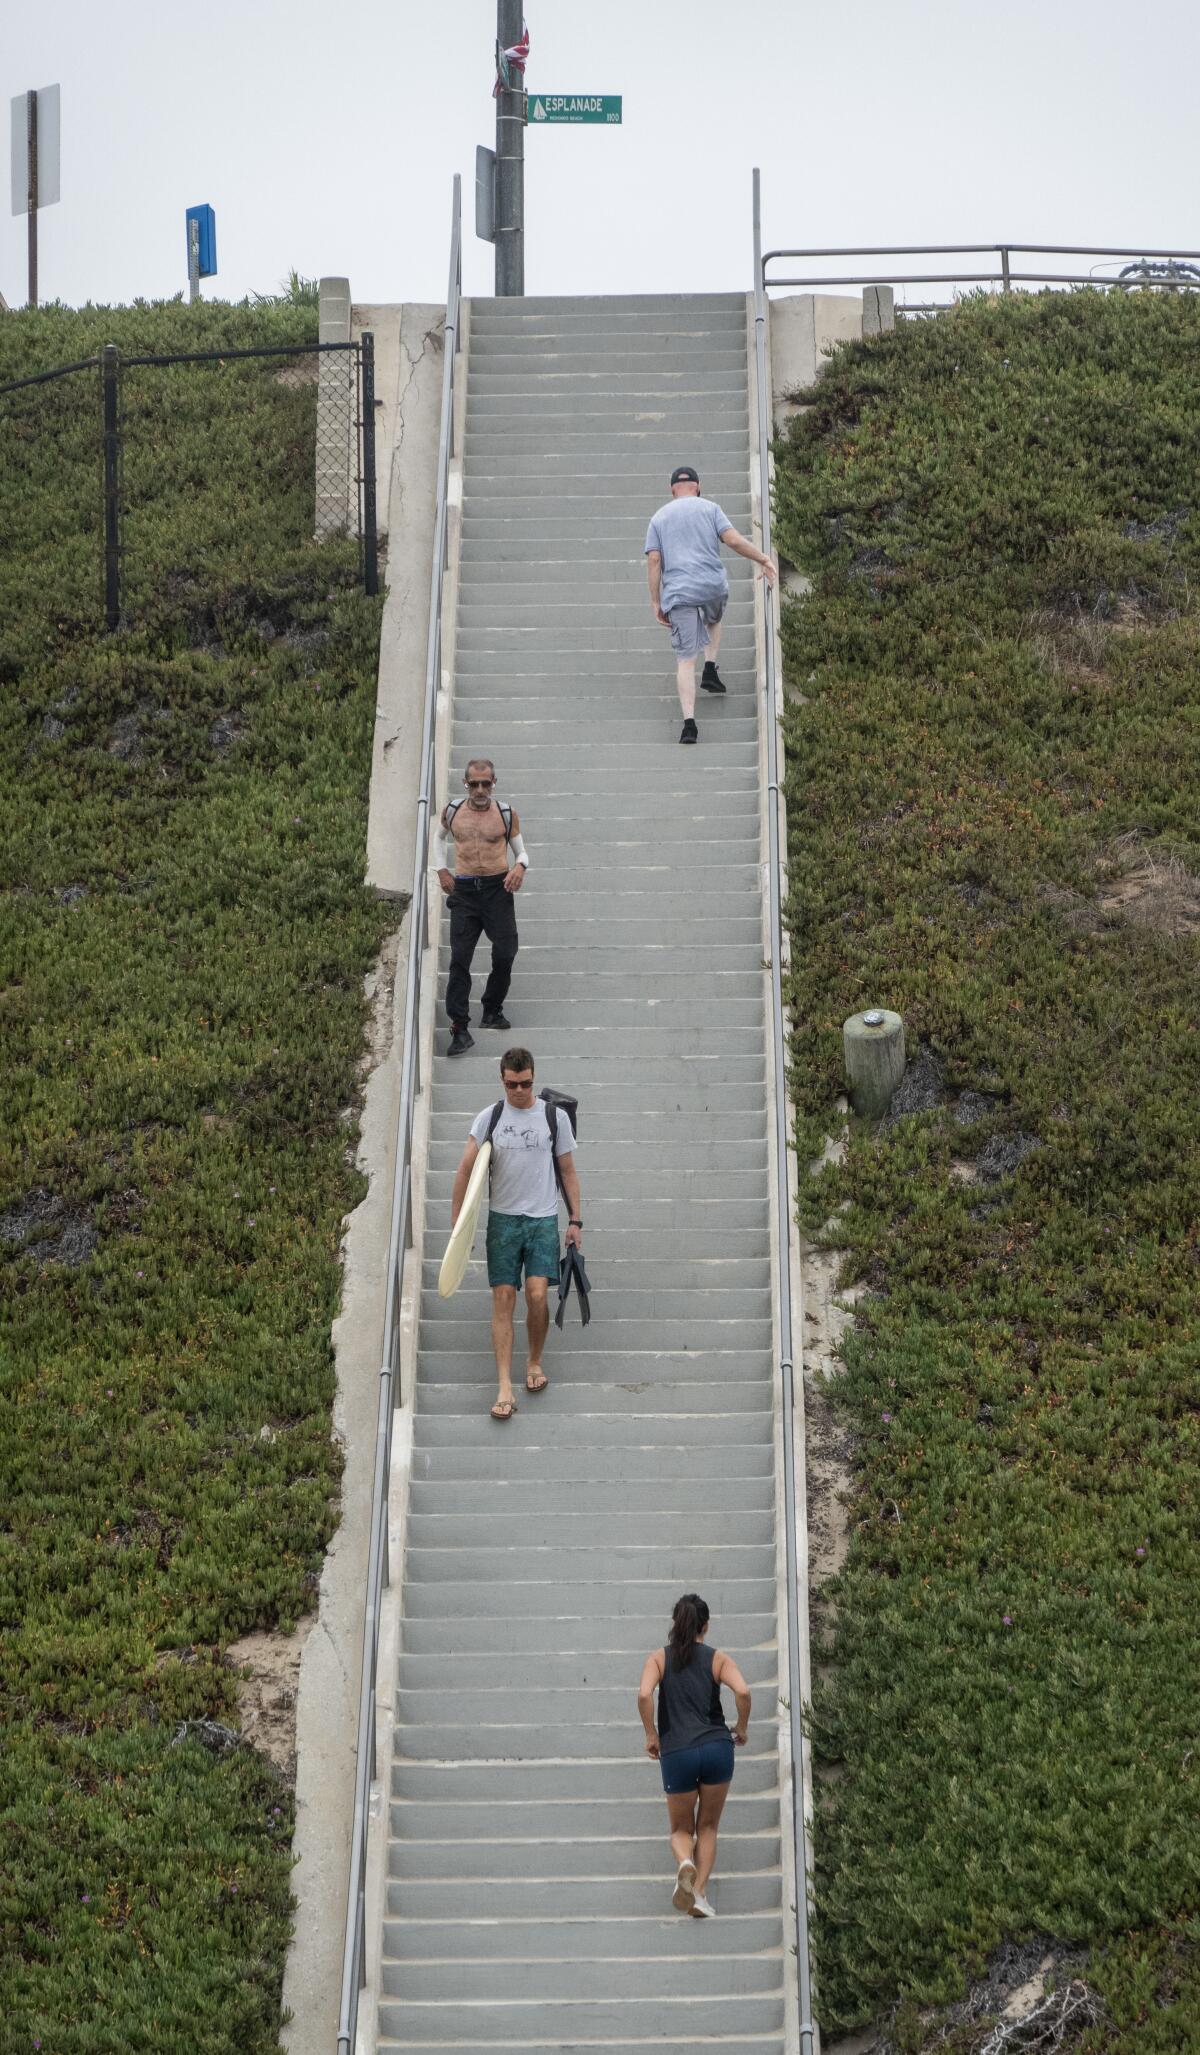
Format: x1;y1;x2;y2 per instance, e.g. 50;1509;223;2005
751;166;818;2055
335;172;462;2055
761;239;1200;305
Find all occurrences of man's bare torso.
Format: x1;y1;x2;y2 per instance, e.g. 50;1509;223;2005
447;798;518;877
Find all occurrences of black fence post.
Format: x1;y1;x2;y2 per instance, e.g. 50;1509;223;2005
101;343;122;630
360;332;379;597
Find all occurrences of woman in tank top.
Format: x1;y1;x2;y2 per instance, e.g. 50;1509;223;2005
636;1593;751;1918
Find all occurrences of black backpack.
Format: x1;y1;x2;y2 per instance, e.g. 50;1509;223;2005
484;1088;579;1201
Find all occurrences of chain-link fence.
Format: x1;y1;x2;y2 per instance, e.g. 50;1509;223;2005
0;336;377;633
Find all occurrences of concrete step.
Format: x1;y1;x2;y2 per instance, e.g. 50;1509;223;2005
386;1825;778;1877
396;1609;778;1657
465;388;751;419
392;1724;776;1763
410;1407;771;1445
386;1872;781;1919
463;479;752;506
391;1754;779;1800
380;2039;781;2055
469;327;746;353
468;291;746;313
394;1681;775;1728
407;1444;773;1489
377;1994;784;2044
401;1531;773;1577
403;1510;775;1555
461;445;748;476
469;310;748;338
385;1911;781;1961
431;1062;765;1095
455;572;754;603
468;311;748;338
381;1955;781;2001
399;1568;776;1612
396;1642;776;1688
391;1796;780;1844
463;431;751;460
413;1356;774;1394
466;367;749;392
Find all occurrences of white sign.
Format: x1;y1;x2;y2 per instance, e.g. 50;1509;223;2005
11;85;61;216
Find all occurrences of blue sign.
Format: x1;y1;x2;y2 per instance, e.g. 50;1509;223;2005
186;204;217;278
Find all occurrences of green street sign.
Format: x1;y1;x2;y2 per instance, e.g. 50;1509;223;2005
528;94;622;125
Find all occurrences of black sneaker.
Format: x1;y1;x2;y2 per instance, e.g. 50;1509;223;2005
480;1010;511;1031
679;718;698;744
700;663;726;693
447;1025;475;1057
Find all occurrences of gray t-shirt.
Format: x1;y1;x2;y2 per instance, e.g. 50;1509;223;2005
644;497;732;613
470;1100;577;1218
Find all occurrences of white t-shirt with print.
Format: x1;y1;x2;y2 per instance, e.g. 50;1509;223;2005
469;1100;577;1218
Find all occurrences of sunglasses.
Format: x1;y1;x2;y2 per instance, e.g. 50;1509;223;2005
503;1077;534;1090
466;778;494;790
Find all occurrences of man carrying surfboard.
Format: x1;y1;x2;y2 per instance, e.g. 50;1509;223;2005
449;1050;583;1422
434;758;531;1057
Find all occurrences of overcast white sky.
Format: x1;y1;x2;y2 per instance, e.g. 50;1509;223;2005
4;0;1197;312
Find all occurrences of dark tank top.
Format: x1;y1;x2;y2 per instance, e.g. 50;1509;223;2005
656;1641;730;1755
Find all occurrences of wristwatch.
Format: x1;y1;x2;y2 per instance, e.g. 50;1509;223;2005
568;1218;583;1228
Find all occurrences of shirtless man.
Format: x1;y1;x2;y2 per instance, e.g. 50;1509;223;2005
434;758;529;1057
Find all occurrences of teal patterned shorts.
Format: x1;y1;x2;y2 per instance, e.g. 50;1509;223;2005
485;1211;560;1288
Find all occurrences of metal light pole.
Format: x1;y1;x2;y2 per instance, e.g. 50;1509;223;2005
495;0;524;295
26;89;38;309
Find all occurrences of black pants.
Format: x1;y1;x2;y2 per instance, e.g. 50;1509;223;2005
446;876;519;1026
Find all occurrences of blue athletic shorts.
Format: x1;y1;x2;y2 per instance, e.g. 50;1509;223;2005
486;1210;560;1288
659;1735;735;1794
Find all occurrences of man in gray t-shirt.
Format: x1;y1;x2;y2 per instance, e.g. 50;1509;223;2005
450;1047;582;1421
645;464;777;744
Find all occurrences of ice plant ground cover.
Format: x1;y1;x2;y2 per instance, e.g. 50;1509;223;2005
775;288;1200;2050
0;300;389;2051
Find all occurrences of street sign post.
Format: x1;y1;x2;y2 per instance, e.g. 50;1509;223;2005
185;204;217;302
11;84;61;308
528;94;622;124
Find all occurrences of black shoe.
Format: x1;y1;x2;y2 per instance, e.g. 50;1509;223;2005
700;663;726;693
680;718;698;744
480;1010;511;1031
447;1025;474;1056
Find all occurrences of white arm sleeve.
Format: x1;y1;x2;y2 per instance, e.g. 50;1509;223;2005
509;831;530;869
433;823;452;869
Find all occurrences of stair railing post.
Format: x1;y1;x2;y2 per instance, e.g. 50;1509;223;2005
361;331;379;596
101;344;122;632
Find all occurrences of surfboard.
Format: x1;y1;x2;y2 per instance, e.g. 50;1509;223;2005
438;1140;491;1298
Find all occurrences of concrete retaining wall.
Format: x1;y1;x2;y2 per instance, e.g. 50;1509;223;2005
283;292;446;2055
769;288;894;430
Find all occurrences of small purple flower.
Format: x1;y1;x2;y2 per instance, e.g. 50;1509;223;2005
1136;1547;1146;1557
881;1412;891;1423
136;1270;144;1278
247;1218;256;1228
1002;1615;1013;1627
81;1893;90;1903
106;1389;113;1398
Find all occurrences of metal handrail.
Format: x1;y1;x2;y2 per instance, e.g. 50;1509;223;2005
752;167;818;2055
761;239;1200;297
335;172;462;2055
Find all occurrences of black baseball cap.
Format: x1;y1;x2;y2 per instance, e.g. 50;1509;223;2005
670;465;700;485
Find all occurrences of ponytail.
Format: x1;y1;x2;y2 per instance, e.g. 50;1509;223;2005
668;1592;710;1671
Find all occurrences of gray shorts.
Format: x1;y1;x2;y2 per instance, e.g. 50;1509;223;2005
667;597;726;658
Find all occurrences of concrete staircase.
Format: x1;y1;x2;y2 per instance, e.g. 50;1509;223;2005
378;294;784;2053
